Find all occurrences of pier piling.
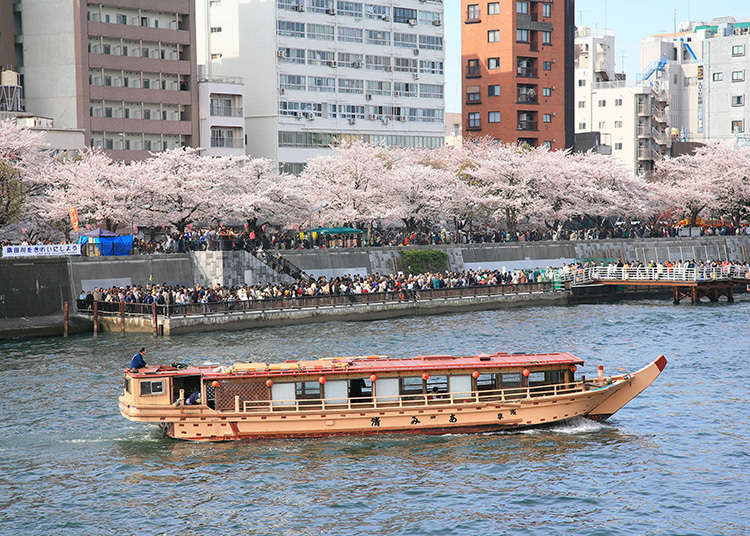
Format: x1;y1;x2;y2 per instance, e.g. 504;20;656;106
93;301;98;337
152;302;158;337
63;301;69;337
119;300;125;337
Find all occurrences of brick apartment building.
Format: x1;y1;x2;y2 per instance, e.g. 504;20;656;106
461;0;575;149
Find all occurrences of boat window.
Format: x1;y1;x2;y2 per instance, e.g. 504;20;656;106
475;373;496;390
124;378;130;393
140;380;164;396
500;373;521;388
324;380;348;404
546;370;563;384
271;382;296;407
296;381;321;400
449;375;472;398
172;375;201;404
375;378;399;402
348;378;372;398
425;375;448;395
400;377;424;395
528;372;546;386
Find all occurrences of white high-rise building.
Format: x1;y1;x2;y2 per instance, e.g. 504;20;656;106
197;0;446;172
575;28;670;176
641;17;750;143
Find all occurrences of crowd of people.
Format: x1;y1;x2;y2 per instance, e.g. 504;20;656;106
78;266;563;309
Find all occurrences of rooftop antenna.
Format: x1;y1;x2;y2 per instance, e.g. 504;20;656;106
577;9;584;27
619;51;628;75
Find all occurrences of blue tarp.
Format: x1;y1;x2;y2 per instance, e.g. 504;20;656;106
78;235;133;256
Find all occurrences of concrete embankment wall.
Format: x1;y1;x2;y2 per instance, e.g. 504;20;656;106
0;257;73;319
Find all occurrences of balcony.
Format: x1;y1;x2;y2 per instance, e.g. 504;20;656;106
637;147;652;160
466;69;481;79
517;120;538;131
210;137;243;148
210;105;243;117
516;68;537;78
517;93;538;105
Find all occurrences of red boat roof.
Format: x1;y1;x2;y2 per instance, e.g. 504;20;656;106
128;352;584;379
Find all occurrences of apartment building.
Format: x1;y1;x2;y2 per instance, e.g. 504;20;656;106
461;0;575;150
14;0;199;160
197;0;446;171
198;71;246;156
575;27;670;176
641;17;750;143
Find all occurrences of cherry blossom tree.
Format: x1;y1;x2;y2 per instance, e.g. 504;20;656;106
0;119;48;229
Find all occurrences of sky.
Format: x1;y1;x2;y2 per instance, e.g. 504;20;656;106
444;0;750;113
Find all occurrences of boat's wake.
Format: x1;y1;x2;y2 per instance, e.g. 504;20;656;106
520;416;613;435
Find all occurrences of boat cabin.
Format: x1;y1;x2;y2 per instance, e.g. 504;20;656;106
122;352;584;413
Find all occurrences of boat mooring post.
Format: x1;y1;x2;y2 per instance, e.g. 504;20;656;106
63;301;69;337
152;302;158;337
120;300;125;336
93;301;98;337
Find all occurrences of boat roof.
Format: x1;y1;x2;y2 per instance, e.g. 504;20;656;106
128;352;584;379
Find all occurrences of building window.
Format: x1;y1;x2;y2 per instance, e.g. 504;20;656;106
488;84;500;96
598;121;606;129
393;7;417;24
337;1;363;17
366;29;390;46
733;45;745;57
712;72;723;81
338;26;363;42
516;1;528;14
578;79;586;86
615;143;623;150
578;101;586;108
468;112;480;128
488;2;499;15
488;30;500;43
598;99;606;107
210;26;221;32
542;3;551;17
543;61;552;71
467;59;480;77
615;98;623;106
488;111;500;123
615;120;623;128
578;122;586;130
542;31;552;45
543;113;552;123
419;35;443;50
277;20;305;37
732;70;745;82
488;57;500;69
516;29;529;42
542;87;551;97
732;95;745;106
466;89;481;103
467;4;479;20
732;120;744;133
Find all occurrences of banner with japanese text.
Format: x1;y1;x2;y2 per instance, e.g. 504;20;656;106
2;244;81;257
69;207;80;233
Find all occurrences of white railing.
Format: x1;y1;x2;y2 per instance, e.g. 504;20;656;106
573;265;748;284
240;382;585;413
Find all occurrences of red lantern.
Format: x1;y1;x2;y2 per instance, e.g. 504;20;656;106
265;379;274;387
472;371;480;379
569;366;577;373
422;372;430;381
522;369;530;377
212;380;220;388
369;374;377;383
318;376;326;384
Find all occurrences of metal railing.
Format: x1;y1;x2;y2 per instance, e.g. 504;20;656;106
76;281;556;318
572;265;748;285
241;381;586;413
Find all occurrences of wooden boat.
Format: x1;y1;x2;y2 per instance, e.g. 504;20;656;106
119;352;667;441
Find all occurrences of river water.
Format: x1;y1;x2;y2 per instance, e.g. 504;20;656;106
0;297;748;535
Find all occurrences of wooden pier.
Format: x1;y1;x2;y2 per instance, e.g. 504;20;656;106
572;266;747;305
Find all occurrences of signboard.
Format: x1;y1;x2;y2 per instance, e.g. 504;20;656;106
69;207;80;233
2;243;81;257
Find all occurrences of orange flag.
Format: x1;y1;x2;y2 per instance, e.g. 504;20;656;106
69;207;80;233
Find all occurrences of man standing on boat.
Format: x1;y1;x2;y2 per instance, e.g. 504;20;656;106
129;348;147;370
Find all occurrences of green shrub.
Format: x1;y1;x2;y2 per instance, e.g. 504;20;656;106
397;249;449;274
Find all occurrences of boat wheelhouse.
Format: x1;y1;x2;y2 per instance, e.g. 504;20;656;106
119;352;667;441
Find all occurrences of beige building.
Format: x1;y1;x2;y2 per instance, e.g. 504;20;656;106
444;111;461;146
198;71;245;156
14;0;199;160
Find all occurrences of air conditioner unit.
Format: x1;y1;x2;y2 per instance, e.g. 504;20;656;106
352;61;362;68
294;4;305;11
385;65;392;71
394;91;402;96
397;116;406;121
277;49;287;58
366;93;372;100
329;60;337;67
368;114;376;120
408;19;416;26
306;113;314;120
280;88;286;94
380;15;390;21
348;117;356;125
294;112;302;119
412;73;419;80
326;8;336;15
382;118;389;125
412;48;420;55
432;19;441;26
